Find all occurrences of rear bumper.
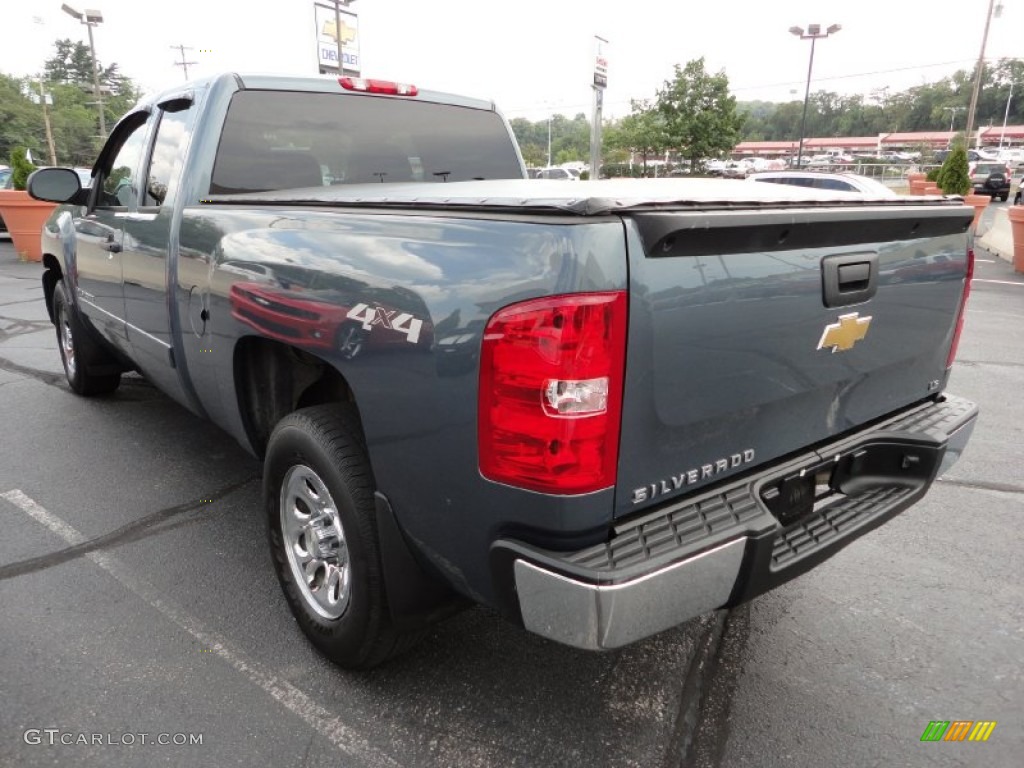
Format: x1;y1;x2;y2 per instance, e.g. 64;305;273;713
494;395;977;650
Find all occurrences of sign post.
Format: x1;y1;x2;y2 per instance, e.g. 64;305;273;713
315;2;360;76
590;36;608;180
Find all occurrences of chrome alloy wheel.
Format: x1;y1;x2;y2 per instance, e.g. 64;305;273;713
57;303;76;379
280;465;351;620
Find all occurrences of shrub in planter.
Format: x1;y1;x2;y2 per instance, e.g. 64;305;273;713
936;144;970;196
10;147;37;191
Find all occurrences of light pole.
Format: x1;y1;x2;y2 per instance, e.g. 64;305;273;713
789;23;841;168
964;0;1003;147
943;106;966;132
999;80;1014;148
547;115;552;167
61;4;106;137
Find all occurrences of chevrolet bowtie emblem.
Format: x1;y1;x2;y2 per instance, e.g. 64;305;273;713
817;312;872;353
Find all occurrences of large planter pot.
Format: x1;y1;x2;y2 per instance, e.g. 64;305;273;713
963;193;990;233
907;172;926;186
1008;205;1024;274
923;182;940;195
909;180;927;195
0;190;56;262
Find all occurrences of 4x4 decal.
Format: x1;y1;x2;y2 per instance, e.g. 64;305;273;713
346;304;423;344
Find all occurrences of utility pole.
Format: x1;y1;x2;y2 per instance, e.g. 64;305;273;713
37;77;58;165
171;44;197;80
965;0;1002;147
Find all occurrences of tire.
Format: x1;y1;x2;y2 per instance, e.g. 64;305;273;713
265;404;414;669
52;281;121;395
998;194;1008;202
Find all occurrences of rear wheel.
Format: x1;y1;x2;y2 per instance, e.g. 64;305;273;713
265;404;415;668
52;281;121;395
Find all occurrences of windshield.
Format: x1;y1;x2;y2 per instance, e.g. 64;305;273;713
210;90;524;194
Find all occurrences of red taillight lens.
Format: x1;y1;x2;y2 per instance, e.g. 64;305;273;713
478;292;627;494
338;77;418;96
946;246;974;368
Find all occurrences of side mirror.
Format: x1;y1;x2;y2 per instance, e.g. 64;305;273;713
27;168;88;205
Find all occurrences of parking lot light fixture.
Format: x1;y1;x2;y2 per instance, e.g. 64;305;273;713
61;3;106;137
790;23;841;169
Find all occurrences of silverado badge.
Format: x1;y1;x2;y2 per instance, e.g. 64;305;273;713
817;312;872;353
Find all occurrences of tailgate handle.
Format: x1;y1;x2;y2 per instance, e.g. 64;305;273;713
822;253;878;308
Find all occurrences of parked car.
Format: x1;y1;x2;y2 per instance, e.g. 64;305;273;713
934;149;998;164
969;161;1011;201
536;167;578;181
746;171;898;196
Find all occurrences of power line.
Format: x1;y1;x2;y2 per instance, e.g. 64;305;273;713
171;44;197;80
730;59;980;93
504;57;1003;116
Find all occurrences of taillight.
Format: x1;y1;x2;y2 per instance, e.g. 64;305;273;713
338;77;418;97
478;292;627;494
946;246;974;368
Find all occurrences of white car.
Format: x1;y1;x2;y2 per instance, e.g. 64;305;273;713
537;167;579;181
746;171;898;196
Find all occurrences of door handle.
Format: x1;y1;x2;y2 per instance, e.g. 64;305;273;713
102;239;122;254
821;253;878;308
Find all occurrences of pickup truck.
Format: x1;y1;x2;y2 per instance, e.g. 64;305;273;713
28;73;978;669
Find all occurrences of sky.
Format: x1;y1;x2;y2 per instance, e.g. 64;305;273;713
0;0;1019;123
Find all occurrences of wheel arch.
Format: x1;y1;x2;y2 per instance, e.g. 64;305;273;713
232;336;358;460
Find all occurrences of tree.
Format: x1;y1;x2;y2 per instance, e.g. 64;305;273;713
45;38;120;88
936;140;970;196
603;100;666;175
0;75;46;164
656;58;744;172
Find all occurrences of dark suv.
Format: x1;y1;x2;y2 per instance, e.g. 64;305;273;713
969;162;1011;201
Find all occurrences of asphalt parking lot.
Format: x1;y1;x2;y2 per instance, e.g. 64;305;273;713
1;225;1022;767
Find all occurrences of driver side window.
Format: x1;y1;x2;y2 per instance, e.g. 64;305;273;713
98;119;150;209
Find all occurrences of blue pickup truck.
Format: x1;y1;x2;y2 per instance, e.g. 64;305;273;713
29;73;978;668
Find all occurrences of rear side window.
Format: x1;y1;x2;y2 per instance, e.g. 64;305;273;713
210;90;523;194
816;178;856;192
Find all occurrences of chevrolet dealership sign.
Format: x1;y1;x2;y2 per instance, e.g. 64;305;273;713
315;3;360;75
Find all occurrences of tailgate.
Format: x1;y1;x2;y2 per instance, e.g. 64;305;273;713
615;203;973;517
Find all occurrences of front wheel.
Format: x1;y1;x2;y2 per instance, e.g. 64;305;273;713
264;404;414;668
52;281;121;396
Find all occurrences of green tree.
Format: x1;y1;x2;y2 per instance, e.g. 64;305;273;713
936;140;970;195
45;38;122;89
656;58;744;172
0;75;47;164
603;100;667;175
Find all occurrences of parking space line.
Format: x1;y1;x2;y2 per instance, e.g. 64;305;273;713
0;489;399;768
973;279;1024;287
